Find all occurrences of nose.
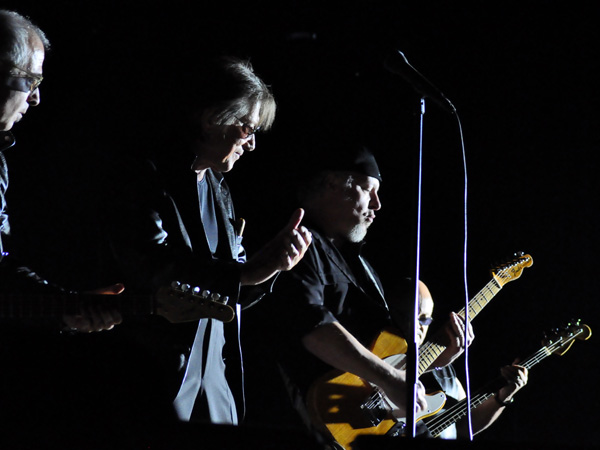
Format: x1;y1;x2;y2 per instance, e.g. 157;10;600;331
370;191;382;211
242;134;256;152
27;87;40;106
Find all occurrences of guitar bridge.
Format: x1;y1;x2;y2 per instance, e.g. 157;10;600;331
360;389;388;427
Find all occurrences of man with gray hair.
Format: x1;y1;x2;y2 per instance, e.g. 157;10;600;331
0;9;48;258
0;10;122;329
108;55;312;426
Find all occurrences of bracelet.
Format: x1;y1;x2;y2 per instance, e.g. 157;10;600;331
494;393;514;407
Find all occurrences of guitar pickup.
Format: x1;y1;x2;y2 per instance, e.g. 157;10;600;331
360;390;388;427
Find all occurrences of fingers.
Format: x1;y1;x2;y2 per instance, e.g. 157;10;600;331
448;312;475;348
290;226;312;253
286;208;305;231
103;283;125;295
85;283;125;295
278;219;312;271
415;381;428;412
501;363;528;385
62;303;123;333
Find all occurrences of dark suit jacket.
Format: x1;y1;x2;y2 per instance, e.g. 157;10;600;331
108;159;254;421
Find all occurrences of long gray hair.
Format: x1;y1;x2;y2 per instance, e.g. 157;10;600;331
190;56;276;131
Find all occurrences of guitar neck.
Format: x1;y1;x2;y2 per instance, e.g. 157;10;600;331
426;325;589;438
426;345;545;438
457;277;503;321
0;293;155;319
418;278;503;375
427;390;494;438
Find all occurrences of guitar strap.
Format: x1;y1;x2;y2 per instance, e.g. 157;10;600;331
358;254;389;313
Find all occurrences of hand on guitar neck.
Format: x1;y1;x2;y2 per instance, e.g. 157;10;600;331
497;359;528;404
402;281;475;370
427;311;475;369
61;283;125;333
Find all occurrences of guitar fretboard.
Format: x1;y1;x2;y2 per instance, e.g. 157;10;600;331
418;278;502;375
0;293;154;319
425;325;589;437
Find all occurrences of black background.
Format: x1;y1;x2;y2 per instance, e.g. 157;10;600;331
3;1;599;447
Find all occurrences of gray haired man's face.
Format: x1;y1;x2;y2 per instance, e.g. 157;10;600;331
0;35;45;131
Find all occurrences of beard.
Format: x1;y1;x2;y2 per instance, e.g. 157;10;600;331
347;222;369;243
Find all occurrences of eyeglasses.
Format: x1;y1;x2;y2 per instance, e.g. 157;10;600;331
3;64;43;94
235;118;261;138
418;316;434;326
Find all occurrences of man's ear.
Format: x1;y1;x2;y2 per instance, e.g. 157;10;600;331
195;109;217;136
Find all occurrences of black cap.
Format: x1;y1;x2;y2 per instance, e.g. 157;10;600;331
305;138;382;182
322;144;382;182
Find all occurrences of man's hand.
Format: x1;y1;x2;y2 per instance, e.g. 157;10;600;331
241;208;312;285
380;374;428;418
62;283;125;333
497;360;528;403
431;312;475;368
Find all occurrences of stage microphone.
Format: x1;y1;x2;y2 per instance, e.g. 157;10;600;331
384;50;456;114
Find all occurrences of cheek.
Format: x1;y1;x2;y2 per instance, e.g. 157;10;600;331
4;92;26;113
203;130;239;155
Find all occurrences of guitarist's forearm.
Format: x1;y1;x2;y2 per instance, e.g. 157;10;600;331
456;396;506;437
302;322;401;388
302;321;421;417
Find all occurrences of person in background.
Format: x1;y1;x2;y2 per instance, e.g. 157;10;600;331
398;280;528;439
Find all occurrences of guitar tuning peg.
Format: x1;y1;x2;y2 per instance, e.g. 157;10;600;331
210;293;229;304
171;281;182;290
181;284;191;292
201;290;211;299
192;286;201;294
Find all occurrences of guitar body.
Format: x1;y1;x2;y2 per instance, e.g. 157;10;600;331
307;328;444;449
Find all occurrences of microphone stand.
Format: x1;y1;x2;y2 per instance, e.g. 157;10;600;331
406;97;426;438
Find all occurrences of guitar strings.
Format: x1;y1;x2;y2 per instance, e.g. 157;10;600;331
424;327;585;437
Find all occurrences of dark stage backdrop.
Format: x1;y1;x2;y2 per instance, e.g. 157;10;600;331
2;1;598;448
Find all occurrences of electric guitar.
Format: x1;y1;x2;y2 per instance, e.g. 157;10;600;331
307;253;533;450
424;320;592;438
0;281;236;323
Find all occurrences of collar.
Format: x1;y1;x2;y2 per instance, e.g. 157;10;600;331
0;131;15;152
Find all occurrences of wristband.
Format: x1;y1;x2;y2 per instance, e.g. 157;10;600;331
494;393;514;407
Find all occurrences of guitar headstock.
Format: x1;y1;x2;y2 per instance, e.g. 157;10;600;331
155;282;236;323
491;252;533;287
543;319;592;356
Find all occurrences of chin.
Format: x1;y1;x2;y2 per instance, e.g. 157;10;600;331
347;225;368;243
214;160;236;173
